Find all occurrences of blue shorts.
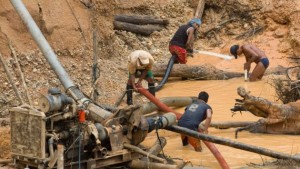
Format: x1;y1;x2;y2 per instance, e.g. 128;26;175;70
260;58;269;69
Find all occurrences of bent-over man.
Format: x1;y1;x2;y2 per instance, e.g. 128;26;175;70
126;50;155;105
178;91;213;152
230;44;270;81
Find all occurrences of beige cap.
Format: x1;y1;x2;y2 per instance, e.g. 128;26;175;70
139;55;150;65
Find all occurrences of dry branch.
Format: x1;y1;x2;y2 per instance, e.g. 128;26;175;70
0;52;24;105
8;41;33;106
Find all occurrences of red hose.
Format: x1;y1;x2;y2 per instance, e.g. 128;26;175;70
137;85;230;169
137;85;182;119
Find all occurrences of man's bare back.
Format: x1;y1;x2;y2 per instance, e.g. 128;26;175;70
230;44;270;82
241;44;267;64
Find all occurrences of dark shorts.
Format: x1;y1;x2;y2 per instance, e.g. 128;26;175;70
260;58;269;69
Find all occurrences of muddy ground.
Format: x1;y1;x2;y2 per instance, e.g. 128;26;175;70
0;0;300;168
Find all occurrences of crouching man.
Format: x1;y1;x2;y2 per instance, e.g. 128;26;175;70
178;91;213;152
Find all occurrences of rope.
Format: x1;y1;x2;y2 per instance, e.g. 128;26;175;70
154;116;167;159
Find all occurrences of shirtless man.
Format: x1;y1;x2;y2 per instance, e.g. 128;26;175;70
230;44;269;81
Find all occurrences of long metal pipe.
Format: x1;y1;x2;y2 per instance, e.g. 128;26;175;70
167;125;300;162
9;0;113;122
10;0;74;90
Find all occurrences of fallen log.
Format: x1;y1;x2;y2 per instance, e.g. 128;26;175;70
153;64;287;80
114;15;169;26
209;121;255;129
232;87;300;135
0;159;12;164
166;125;300;162
265;65;287;75
113;21;164;36
153;63;243;80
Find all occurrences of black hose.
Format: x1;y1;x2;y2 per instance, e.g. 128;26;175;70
155;55;177;91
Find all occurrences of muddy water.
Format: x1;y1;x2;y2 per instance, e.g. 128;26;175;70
141;55;300;168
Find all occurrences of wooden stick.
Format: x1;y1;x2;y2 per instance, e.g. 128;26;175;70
8;41;33;106
91;30;99;101
0;52;24;104
114;91;126;107
123;143;167;164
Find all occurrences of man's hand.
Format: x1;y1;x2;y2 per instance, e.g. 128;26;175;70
134;81;142;92
187;48;194;57
198;123;208;134
187;48;193;53
133;85;138;92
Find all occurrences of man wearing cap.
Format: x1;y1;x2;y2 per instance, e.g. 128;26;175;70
178;91;213;152
169;18;201;64
126;50;155;105
230;44;269;82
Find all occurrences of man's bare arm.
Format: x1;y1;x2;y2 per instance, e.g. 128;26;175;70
242;45;260;70
186;28;195;49
203;109;212;133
